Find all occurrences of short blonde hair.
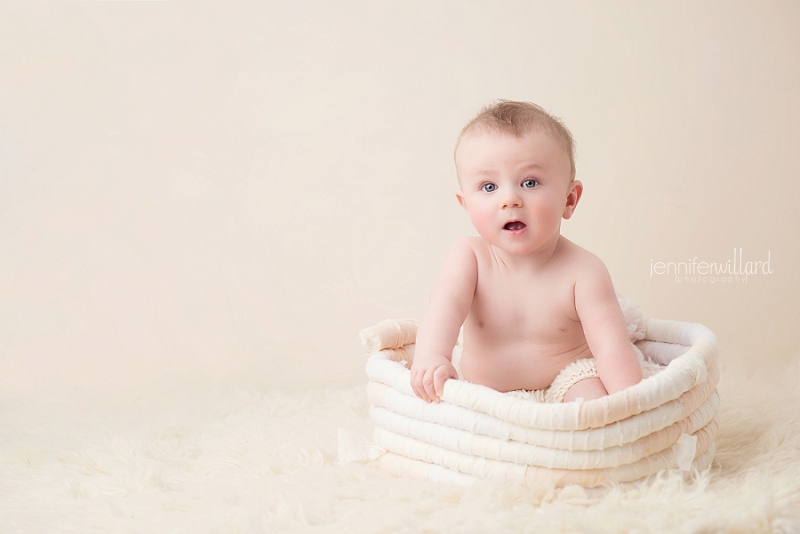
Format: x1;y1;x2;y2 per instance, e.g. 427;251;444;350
455;100;576;180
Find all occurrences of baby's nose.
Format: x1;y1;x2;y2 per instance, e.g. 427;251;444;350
501;191;523;208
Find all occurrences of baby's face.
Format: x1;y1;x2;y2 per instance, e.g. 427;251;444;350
455;129;580;256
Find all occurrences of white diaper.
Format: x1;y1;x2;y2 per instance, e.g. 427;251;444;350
507;344;661;403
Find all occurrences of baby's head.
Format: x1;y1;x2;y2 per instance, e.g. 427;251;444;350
455;100;576;181
453;101;582;256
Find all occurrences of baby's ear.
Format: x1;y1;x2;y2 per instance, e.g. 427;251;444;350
562;180;583;219
455;190;467;209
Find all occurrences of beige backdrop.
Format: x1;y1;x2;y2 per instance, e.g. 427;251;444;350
1;1;798;398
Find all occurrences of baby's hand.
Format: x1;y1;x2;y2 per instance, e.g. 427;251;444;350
410;356;458;403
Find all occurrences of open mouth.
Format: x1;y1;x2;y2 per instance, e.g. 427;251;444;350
503;221;526;231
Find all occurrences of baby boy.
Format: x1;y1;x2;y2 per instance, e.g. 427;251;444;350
410;101;642;404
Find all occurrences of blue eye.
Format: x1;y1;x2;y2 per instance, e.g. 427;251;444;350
522;179;538;188
481;183;497;193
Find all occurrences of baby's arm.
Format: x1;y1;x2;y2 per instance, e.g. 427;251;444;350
411;239;478;403
574;259;643;394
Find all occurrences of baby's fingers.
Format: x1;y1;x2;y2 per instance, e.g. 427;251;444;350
422;367;439;403
410;369;429;403
433;367;450;398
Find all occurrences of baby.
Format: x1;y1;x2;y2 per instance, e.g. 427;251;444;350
410;101;642;404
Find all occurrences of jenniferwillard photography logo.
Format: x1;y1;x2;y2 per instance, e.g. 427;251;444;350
650;248;773;284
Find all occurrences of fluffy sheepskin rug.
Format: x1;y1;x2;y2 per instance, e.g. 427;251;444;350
1;362;799;533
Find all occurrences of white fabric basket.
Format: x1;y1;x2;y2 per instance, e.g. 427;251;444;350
359;305;719;488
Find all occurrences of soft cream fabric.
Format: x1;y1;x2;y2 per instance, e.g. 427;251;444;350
507;357;600;404
359;301;720;487
374;423;717;487
1;370;798;532
363;320;717;430
366;381;719;451
358;319;418;354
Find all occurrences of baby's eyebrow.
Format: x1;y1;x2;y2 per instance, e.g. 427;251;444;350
472;163;545;177
519;162;545;171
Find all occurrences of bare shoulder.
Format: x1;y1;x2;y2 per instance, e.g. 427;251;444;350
453;235;486;251
560;239;618;308
446;236;482;258
432;237;480;299
558;238;611;280
438;237;480;275
447;236;489;262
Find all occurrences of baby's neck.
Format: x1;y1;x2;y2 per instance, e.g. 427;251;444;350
490;234;566;273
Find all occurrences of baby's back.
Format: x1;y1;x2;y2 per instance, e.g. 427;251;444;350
459;236;595;392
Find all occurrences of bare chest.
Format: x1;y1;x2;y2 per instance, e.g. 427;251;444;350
468;268;581;344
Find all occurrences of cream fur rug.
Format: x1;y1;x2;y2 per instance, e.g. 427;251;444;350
1;362;799;533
